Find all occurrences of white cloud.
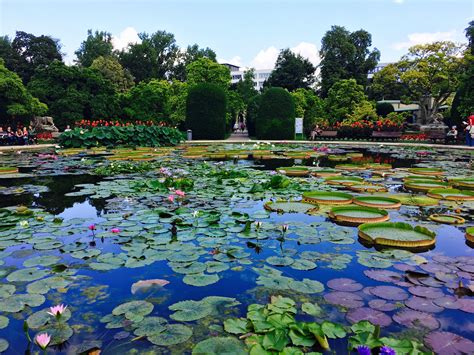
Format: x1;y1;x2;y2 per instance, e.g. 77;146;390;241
218;55;242;67
392;30;457;50
112;27;141;51
249;42;320;70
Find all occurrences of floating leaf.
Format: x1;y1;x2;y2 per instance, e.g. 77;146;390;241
147;324;192;346
183;273;219;287
425;331;474;354
192;337;246;354
327;278;363;292
393;310;439;330
324;291;364;308
112;301;153;322
223;318;249;335
346;307;392;327
169;300;213;322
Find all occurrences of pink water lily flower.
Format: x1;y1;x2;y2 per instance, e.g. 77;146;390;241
47;304;67;319
35;333;51;350
167;195;175;203
88;224;96;231
111;228;120;233
175;189;185;197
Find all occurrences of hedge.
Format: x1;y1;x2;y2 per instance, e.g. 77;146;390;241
59;126;185;148
375;102;395;117
185;83;227;140
256;87;295;140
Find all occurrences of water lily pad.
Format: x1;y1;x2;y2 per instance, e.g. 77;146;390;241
324;291;364;308
425;331;474;354
0;316;8;329
346;307;392;327
223;318;249;334
0;338;8;352
405;296;444;313
433;296;461;310
26;308;72;329
133;317;168;337
327;278;363;292
393;310;440;330
183;273;219;287
370;285;408;301
266;256;294;266
23;255;61;267
408;286;444;299
192;336;246;354
147;324;192;346
458;298;474;313
112;300;153;321
363;269;403;283
6;267;49;282
290;259;317;271
169;300;213;322
368;299;398;312
264;201;318;214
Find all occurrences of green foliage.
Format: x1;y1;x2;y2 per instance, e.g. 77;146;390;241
132;177;194;192
90;56;134;92
75;30;114;67
186;58;231;91
319;26;380;97
185;83;227;139
118;31;179;83
121;79;171;123
266;49;316;91
246;94;261;137
325;79;368;124
172;44;217;81
236;68;258;104
291;88;318;118
0;59;47;120
303;96;327;134
345;101;378;124
376;102;395;117
93;161;155;176
27;61;118;129
370;64;409;101
59;126;184;148
256;87;295;140
168;80;188;126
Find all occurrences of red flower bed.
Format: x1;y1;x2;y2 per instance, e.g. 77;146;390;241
36;132;53;140
400;133;428;141
74;119;168;129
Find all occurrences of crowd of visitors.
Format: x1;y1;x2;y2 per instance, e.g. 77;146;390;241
0;125;36;145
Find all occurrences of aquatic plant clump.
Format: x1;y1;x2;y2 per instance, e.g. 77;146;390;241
358;222;436;249
276;166;310;177
329;206;389;226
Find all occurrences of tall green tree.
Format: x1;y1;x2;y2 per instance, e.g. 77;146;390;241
11;31;63;83
369;64;409;100
28;61;118;128
0;59;47;122
236;68;258;104
118;31;179;82
325;79;368;124
266;49;316;91
256;87;295;140
186;57;231;90
75;30;114;67
0;36;19;72
319;26;380;97
172;44;217;81
90;56;134;92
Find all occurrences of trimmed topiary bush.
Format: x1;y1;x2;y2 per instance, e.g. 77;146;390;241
375;102;395;117
185;83;227;140
256;87;295;140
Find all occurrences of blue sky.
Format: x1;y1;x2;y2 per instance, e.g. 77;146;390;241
1;0;472;68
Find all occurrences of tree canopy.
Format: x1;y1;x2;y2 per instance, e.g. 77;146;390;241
266;49;316;91
325;79;368;124
319;25;380;97
90;56;134;92
75;30;114;67
172;44;217;81
186;57;231;90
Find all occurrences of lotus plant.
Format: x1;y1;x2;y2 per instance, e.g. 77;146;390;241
111;228;120;233
35;332;51;352
380;346;396;355
356;345;371;355
88;224;96;236
48;304;67;322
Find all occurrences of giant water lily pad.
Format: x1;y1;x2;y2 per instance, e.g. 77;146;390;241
358;222;436;249
353;196;401;209
427;188;474;201
302;191;353;205
264;201;318;214
329;206;389;226
429;214;465;225
192;337;246;354
325;176;364;186
148;324;192;346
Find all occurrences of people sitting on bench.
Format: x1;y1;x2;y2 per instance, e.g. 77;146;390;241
446;126;458;144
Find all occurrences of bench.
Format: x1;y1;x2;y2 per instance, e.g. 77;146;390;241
427;132;446;144
371;131;402;140
317;131;338;140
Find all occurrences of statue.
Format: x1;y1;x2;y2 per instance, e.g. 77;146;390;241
430;112;444;125
31;116;59;134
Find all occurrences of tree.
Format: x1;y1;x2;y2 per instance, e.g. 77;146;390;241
11;31;63;82
256;87;295;140
90;56;134;92
0;59;47;123
186;83;227;139
28;61;118;128
0;36;19;72
325;79;367;124
391;41;464;123
319;26;380;97
172;44;216;81
118;31;179;82
291;88;318;117
303;96;326;135
236;68;258;104
168;80;188;127
369;64;409;100
266;49;316;91
186;57;231;90
121;79;171;123
75;30;114;67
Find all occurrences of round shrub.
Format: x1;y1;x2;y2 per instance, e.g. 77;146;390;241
185;83;227;140
256;87;295;140
376;102;395;117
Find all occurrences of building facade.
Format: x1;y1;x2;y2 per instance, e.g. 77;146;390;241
222;63;272;91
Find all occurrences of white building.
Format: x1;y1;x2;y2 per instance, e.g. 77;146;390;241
222;63;272;91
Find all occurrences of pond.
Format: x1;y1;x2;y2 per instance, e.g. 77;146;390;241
0;143;473;354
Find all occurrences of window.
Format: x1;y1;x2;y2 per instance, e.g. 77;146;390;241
232;74;242;80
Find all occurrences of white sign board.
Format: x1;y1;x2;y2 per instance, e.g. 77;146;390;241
295;117;303;134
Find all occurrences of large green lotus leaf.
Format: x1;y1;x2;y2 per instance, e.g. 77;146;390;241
206;261;230;273
0;338;8;352
133;317;168;337
169;300;213;321
6;267;49;282
290;259;317;271
265;201;317;214
23;255;61;267
301;302;323;316
26;308;72;329
192;337;247;355
0;284;15;298
43;324;74;345
27;276;70;294
223;318;249;335
183;273;219;287
112;300;154;321
147;324;192;346
0;316;8;329
266;256;294;266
